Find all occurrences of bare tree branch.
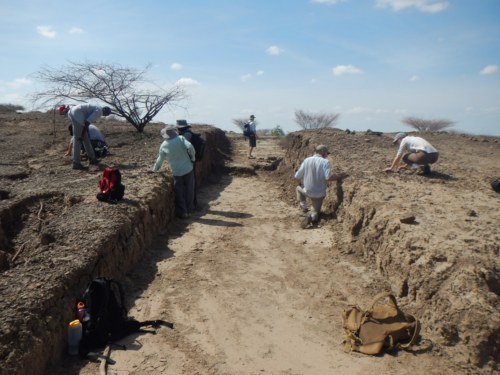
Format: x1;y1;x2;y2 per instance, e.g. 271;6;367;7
30;61;186;132
294;110;340;129
402;116;455;132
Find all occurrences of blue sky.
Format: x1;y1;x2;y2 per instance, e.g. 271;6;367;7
1;0;499;135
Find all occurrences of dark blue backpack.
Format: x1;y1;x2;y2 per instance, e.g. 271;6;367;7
190;132;205;161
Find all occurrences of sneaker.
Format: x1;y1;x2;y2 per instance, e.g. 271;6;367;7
72;162;86;170
421;165;431;175
300;214;312;229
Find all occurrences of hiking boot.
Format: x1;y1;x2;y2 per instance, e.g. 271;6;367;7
89;159;99;165
72;162;86;170
300;214;312;229
421;165;431;175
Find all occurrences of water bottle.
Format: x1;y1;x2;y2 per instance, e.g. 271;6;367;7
68;319;82;355
77;302;86;321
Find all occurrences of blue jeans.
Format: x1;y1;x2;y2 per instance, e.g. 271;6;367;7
174;170;195;216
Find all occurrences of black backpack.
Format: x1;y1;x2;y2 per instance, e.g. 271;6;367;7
243;123;252;137
96;167;125;203
190;132;205;161
77;277;173;357
492;178;500;193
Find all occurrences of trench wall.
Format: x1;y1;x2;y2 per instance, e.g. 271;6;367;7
0;126;230;375
276;129;499;373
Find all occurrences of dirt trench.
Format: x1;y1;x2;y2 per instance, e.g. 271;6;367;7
1;112;498;375
49;134;495;375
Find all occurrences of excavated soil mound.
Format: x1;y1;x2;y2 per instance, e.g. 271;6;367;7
0;110;229;375
0;111;498;374
273;128;499;372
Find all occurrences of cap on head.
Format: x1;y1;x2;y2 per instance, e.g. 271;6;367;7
160;124;178;139
58;105;68;114
176;119;190;129
315;144;330;155
250;115;255;119
393;132;407;143
102;106;111;116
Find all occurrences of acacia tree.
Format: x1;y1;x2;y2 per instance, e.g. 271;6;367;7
402;116;455;132
31;61;185;132
294;110;340;129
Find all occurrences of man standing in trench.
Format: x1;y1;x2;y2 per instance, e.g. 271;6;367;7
295;144;348;229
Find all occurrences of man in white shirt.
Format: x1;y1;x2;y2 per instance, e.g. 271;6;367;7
384;133;439;175
294;145;348;228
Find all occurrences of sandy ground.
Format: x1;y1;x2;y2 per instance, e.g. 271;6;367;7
52;136;463;375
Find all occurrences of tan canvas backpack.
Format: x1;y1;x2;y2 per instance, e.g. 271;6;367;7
342;292;420;355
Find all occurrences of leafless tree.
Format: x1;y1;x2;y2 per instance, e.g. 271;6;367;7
294;110;340;129
232;117;258;131
31;61;186;132
402;116;455;132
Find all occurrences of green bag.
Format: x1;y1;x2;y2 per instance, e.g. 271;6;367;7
342;292;420;355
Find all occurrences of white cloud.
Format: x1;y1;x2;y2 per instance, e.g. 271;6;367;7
479;65;498;75
241;74;252;82
3;78;32;89
171;63;183;71
311;0;346;4
69;27;84;35
36;25;57;38
266;45;284;56
176;77;199;86
410;75;419;81
256;70;264;76
332;64;363;76
347;106;371;114
376;0;449;14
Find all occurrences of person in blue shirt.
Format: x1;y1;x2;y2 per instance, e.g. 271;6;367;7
65;124;109;158
151;124;196;219
294;145;348;228
245;115;257;158
59;103;111;169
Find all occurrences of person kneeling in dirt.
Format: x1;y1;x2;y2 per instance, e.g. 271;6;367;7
65;123;109;158
150;124;196;219
384;133;439;175
59;103;111;170
295;145;348;229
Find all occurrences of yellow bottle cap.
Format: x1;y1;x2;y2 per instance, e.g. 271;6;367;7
69;319;81;328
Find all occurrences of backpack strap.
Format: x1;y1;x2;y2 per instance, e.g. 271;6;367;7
108;279;127;318
368;292;399;312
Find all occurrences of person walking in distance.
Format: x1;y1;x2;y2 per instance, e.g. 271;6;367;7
244;114;257;158
384;133;439;175
295;145;348;228
59;103;111;170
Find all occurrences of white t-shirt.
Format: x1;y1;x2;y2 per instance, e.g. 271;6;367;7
397;136;437;157
294;154;332;198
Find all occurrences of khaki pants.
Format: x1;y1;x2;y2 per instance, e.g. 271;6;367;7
296;186;324;222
